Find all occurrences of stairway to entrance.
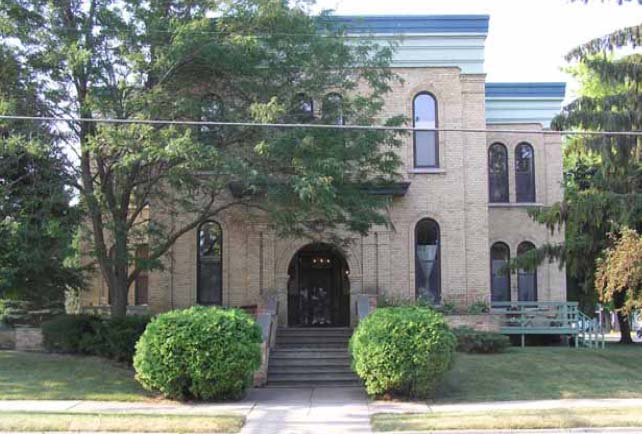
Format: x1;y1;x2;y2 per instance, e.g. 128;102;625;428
267;328;361;387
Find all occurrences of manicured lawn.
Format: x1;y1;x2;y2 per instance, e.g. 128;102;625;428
436;345;642;402
372;407;642;432
0;351;151;401
0;412;243;433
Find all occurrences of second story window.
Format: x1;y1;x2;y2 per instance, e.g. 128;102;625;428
413;92;438;168
515;142;535;203
489;143;509;203
292;93;314;122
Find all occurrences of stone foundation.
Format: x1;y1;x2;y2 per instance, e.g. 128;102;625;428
0;328;14;349
14;327;44;352
445;314;501;332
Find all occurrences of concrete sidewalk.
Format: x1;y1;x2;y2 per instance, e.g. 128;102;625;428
2;390;642;434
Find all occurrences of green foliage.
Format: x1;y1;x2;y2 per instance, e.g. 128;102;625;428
41;314;151;363
467;301;490;315
595;228;642;316
526;24;642;331
0;46;81;306
0;299;63;327
133;306;261;401
0;1;403;317
42;315;103;354
350;307;456;398
452;327;510;354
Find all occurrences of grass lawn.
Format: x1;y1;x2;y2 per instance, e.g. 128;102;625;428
435;344;642;402
0;351;151;401
372;407;642;432
0;412;243;433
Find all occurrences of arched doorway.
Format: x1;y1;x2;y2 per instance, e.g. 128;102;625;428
287;243;350;327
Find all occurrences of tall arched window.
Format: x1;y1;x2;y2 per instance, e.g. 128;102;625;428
413;93;438;168
415;218;441;302
490;242;511;302
322;93;344;125
517;242;537;302
197;221;223;305
488;143;509;203
515;143;535;202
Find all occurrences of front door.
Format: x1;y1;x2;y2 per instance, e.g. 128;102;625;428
287;245;350;327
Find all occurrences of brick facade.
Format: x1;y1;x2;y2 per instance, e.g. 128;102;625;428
79;64;566;326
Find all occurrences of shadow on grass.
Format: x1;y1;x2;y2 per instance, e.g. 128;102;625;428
0;351;152;401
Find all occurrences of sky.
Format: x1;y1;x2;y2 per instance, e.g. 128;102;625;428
311;0;642;97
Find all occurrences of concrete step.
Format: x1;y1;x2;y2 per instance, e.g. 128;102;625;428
270;350;350;359
276;343;350;350
267;380;362;387
277;327;353;337
267;372;360;383
277;336;350;344
268;365;354;375
269;358;351;367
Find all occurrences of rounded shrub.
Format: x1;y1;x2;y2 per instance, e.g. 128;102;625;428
133;306;262;401
350;306;456;399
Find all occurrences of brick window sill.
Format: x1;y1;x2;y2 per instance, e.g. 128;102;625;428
488;202;543;208
408;168;447;174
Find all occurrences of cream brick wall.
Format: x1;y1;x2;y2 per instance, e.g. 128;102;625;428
80;67;567;322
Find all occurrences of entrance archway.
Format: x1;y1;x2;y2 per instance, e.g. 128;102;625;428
287;243;350;327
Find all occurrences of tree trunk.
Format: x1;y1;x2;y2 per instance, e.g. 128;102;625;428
614;290;634;344
109;274;129;318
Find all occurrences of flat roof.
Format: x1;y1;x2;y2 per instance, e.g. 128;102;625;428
323;15;490;34
486;83;567;98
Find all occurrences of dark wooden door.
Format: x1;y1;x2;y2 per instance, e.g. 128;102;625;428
288;251;349;327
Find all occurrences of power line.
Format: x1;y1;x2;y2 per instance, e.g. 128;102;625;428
1;114;641;137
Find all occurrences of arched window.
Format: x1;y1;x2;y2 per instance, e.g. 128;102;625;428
515;143;535;202
517;242;537;302
197;221;223;305
292;93;314;122
134;244;149;305
415;218;441;302
488;143;509;203
490;242;511;302
413;93;439;168
322;93;344;125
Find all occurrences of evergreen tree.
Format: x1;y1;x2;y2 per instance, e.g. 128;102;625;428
0;1;403;317
530;23;642;343
0;45;81;306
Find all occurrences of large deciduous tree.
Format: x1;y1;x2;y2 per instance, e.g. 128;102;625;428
0;45;81;306
0;1;403;317
529;23;642;343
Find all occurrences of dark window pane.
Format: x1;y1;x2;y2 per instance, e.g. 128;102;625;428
135;244;149;305
490;243;510;302
489;143;509;203
517;242;537;301
413;93;438;168
197;221;222;305
415;219;441;302
515;143;535;202
292;93;314;122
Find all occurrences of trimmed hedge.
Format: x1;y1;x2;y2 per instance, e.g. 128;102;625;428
350;307;456;399
453;327;510;353
41;314;151;363
133;306;262;401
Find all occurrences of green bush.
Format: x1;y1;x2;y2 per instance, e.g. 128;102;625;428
350;307;456;399
133;306;262;401
453;327;510;353
41;314;151;363
42;314;102;353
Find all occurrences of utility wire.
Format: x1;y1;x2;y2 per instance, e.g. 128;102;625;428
1;114;641;137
